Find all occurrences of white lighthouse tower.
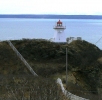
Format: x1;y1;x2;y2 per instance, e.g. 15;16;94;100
53;20;66;42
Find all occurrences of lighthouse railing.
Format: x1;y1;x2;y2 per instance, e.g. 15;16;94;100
7;40;38;76
53;26;66;29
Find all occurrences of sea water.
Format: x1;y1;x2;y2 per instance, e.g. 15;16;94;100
0;18;102;49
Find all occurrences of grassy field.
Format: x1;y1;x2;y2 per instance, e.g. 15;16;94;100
0;39;102;99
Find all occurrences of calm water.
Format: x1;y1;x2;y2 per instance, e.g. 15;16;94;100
0;18;102;49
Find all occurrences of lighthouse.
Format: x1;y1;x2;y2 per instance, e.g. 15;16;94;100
53;20;66;42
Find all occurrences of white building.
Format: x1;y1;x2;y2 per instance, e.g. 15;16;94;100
66;37;82;43
53;20;66;42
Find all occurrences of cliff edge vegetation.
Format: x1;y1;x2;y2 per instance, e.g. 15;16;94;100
0;39;102;99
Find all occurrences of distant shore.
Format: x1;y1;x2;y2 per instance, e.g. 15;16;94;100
0;14;102;19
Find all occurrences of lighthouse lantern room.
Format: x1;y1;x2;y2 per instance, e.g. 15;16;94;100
53;20;66;42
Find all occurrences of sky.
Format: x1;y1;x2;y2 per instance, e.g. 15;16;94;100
0;0;102;15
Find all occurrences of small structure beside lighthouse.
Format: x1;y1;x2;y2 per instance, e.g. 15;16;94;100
53;20;66;42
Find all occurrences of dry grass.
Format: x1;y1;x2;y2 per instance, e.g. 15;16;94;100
0;75;69;100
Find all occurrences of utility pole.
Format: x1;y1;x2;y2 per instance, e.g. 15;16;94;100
66;48;68;89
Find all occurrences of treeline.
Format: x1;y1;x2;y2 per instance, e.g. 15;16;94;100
0;14;102;19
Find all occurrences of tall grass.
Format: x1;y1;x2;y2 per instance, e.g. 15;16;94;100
0;75;69;100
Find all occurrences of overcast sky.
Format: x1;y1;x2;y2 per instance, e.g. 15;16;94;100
0;0;102;15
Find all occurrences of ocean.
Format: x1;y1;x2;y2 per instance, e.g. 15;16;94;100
0;18;102;49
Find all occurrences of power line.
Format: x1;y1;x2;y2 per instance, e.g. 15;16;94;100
95;36;102;44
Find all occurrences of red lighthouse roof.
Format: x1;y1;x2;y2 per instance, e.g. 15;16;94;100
53;19;66;29
57;20;62;24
